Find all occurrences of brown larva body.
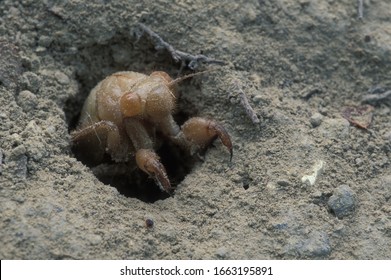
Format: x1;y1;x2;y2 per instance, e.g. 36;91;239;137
71;71;232;193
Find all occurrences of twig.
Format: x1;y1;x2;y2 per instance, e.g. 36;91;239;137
362;90;391;105
357;0;364;20
234;81;260;124
0;150;3;175
133;23;226;70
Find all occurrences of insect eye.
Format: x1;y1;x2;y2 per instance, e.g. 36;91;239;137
120;92;142;117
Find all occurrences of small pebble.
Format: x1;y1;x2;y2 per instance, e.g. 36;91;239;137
328;185;356;218
17;90;38;111
145;218;154;228
310;112;323;127
296;231;331;258
253;94;264;104
20;71;41;92
21;55;40;71
215;246;229;258
9;145;28;179
10;145;26;159
277;179;290;187
38;35;53;47
355;157;363;166
54;71;70;85
14;159;27;179
87;234;102;245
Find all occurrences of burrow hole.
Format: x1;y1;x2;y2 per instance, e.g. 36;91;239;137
64;33;202;203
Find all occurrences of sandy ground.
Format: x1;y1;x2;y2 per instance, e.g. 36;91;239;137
0;0;390;259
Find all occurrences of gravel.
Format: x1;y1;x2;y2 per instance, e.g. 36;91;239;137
328;185;357;218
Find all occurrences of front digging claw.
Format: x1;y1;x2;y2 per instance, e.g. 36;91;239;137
208;121;233;161
182;117;233;160
135;149;172;193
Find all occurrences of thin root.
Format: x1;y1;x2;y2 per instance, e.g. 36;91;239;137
133;23;225;70
234;81;260;125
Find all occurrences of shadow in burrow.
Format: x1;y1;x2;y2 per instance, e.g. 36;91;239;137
63;33;202;203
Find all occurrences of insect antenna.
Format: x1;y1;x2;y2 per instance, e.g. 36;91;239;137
168;68;218;87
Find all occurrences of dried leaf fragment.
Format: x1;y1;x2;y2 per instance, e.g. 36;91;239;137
342;104;374;129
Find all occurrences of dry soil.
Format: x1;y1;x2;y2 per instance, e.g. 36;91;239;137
0;0;390;259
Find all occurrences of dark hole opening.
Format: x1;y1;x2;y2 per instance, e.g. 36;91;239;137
92;143;194;203
68;110;197;203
